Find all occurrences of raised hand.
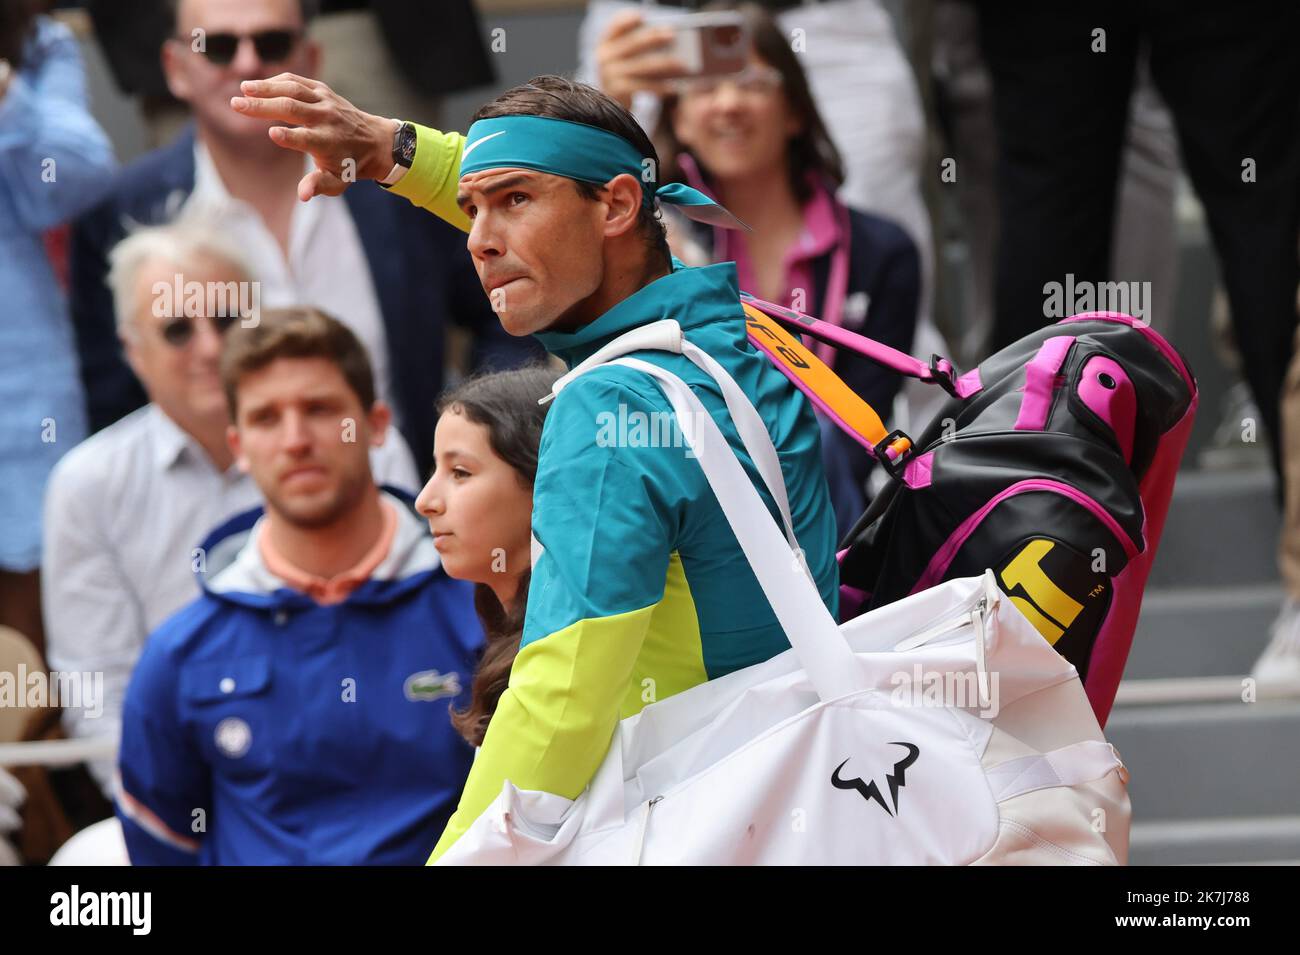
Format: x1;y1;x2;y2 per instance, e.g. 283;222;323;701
230;72;397;201
596;10;688;109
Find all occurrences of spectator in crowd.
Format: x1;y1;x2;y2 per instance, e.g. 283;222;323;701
583;0;950;444
115;308;483;865
70;0;539;470
0;1;115;655
975;0;1300;487
595;2;921;535
44;222;417;797
582;0;933;306
416;365;560;748
1254;268;1300;694
930;0;1182;360
84;0;496;147
974;1;1300;685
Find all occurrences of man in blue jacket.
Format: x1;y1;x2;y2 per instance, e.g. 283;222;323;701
115;308;483;865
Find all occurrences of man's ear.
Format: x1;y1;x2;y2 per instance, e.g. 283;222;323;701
161;38;191;102
366;400;393;447
121;329;144;381
226;424;249;473
601;173;645;240
300;39;322;78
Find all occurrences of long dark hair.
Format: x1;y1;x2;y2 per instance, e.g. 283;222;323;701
655;1;845;204
437;363;560;747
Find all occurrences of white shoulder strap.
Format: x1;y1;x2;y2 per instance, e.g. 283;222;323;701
542;320;686;400
543;319;799;553
606;355;862;702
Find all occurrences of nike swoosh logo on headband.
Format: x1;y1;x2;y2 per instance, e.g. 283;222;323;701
462;130;507;159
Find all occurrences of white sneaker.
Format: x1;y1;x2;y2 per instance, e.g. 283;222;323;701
1251;598;1300;697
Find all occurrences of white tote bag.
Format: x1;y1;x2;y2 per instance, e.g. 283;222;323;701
438;322;1131;865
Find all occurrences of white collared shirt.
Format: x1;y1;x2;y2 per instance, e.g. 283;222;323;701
42;404;418;794
184;141;393;407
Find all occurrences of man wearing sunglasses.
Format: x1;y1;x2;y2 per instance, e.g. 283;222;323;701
44;220;418;798
187;24;302;66
69;0;538;476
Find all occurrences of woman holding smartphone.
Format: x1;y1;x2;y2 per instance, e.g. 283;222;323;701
596;2;922;536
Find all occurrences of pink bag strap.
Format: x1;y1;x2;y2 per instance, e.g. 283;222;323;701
739;292;975;398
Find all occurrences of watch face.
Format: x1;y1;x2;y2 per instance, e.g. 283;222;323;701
395;123;417;168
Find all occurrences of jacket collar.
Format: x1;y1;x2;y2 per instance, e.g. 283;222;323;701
198;489;441;607
533;261;743;368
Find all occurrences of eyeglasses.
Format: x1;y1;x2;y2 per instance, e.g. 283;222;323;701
675;65;784;99
158;314;240;348
183;29;301;66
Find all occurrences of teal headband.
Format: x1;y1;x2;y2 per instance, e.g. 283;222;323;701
460;115;749;231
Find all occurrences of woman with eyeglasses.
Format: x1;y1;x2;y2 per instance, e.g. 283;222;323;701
595;1;922;537
0;1;116;654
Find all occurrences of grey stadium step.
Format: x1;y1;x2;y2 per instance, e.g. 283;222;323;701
1107;460;1294;864
1130;815;1300;865
1104;700;1300;823
1145;469;1280;590
1125;583;1282;680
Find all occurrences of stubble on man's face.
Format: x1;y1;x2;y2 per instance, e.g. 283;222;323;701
462;169;608;338
232;358;377;531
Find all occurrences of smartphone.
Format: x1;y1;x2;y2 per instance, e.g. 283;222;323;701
660;11;750;78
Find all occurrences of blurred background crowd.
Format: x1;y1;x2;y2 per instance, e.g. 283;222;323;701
0;0;1296;865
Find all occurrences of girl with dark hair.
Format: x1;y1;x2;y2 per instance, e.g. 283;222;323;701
415;364;560;747
596;2;923;537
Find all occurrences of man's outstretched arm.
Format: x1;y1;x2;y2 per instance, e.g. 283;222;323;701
231;73;470;231
383;123;470;232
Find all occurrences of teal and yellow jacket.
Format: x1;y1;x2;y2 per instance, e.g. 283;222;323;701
387;126;839;863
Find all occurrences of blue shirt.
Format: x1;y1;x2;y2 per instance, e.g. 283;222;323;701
0;17;114;569
116;491;485;865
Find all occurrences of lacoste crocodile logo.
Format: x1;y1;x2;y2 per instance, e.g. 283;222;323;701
403;669;462;703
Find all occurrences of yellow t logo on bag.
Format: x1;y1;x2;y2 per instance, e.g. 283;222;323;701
999;540;1084;645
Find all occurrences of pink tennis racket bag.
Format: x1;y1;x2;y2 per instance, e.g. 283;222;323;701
742;295;1198;727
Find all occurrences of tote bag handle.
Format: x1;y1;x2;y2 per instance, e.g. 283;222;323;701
605;355;864;702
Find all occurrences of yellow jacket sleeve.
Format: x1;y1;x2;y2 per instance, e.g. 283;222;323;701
383;123;470;234
427;606;657;864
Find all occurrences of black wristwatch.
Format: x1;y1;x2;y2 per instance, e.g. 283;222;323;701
380;120;417;187
393;120;417;168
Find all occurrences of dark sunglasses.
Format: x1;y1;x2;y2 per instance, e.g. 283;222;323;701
187;29;301;66
159;313;240;348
